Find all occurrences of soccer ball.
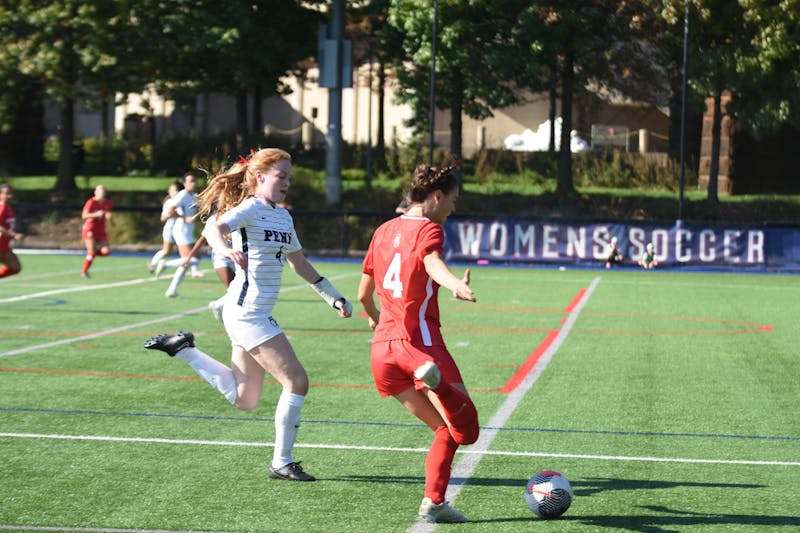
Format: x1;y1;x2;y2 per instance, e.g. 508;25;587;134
524;470;573;519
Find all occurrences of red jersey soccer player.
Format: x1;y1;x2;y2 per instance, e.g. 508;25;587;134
358;159;479;524
81;184;112;278
0;183;24;279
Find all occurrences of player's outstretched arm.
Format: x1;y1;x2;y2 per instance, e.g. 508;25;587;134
423;251;476;302
286;250;352;318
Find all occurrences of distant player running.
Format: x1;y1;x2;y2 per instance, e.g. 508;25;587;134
358;158;480;523
0;183;24;279
80;184;112;278
144;148;352;482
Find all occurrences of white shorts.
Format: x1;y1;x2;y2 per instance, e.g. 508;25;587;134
172;219;196;246
212;248;235;271
161;219;176;243
222;303;283;351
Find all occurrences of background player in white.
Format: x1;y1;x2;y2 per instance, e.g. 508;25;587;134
148;181;181;274
145;148;352;482
157;172;203;295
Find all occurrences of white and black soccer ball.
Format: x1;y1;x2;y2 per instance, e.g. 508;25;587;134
524;470;573;519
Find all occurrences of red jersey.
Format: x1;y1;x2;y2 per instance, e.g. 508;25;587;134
0;201;15;252
362;215;445;347
82;197;112;234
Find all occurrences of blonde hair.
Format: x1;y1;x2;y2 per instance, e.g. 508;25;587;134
197;148;291;218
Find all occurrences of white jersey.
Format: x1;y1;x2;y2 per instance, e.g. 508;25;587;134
161;197;178;242
172;189;198;245
218;197;301;312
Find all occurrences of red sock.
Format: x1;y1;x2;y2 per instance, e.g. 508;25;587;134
81;254;94;275
424;425;458;504
433;384;480;445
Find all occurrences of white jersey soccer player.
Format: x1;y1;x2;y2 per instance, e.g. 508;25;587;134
220;196;300;313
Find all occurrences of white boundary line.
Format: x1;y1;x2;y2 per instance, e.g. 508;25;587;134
409;276;601;532
2;432;797;467
0;274;357;358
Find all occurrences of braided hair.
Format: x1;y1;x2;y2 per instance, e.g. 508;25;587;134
408;156;461;203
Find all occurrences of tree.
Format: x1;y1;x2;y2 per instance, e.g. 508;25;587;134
514;2;669;195
388;0;527;160
146;0;321;154
0;1;163;194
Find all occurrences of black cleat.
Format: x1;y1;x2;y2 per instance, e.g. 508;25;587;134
268;462;316;481
143;331;195;357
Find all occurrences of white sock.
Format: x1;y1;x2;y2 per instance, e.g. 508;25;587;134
165;257;196;268
176;347;237;404
167;266;187;294
272;391;305;469
150;249;165;267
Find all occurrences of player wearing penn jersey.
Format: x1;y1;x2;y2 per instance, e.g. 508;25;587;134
358;158;479;523
145;148;352;482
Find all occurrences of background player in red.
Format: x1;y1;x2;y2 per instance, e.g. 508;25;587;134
0;183;25;279
357;159;479;523
80;184;112;278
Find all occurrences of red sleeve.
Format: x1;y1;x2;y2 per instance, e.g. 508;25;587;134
417;221;444;261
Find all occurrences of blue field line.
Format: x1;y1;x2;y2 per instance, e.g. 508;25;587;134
2;406;797;442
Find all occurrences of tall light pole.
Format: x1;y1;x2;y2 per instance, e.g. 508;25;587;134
678;3;690;223
428;0;438;166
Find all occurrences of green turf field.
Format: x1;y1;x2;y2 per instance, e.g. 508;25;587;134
1;253;798;532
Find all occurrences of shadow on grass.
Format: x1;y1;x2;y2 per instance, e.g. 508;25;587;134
337;475;798;529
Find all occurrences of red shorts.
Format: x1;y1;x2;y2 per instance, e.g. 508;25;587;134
82;227;108;242
370;339;465;398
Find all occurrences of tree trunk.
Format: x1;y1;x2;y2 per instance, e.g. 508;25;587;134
55;98;78;196
374;59;386;171
707;82;722;203
449;97;463;162
548;68;558;154
235;90;248;153
556;28;576;196
252;86;262;138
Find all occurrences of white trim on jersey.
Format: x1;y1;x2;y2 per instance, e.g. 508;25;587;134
418;276;435;346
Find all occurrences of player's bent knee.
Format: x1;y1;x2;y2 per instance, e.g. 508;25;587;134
451;422;479;445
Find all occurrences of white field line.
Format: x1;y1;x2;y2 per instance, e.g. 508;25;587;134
409;276;601;533
1;432;797;467
0;273;357;358
0;526;235;533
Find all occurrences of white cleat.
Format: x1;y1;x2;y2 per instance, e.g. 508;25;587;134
418;498;468;523
413;361;441;389
165;289;178;298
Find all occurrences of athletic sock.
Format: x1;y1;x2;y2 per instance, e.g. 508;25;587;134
272;391;305;469
164;257;197;268
433;384;480;445
150;249;165;268
166;266;187;295
81;254;95;275
424;425;458;504
175;347;237;404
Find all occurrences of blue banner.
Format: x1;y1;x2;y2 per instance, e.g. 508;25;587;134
443;218;800;272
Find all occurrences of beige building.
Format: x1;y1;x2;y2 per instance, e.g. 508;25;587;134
56;63;669;156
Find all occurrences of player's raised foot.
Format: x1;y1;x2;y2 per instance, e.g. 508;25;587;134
154;259;166;278
191;270;205;279
165;288;178;298
146;261;154;274
268;462;316;482
418;498;468;523
143;331;194;357
414;361;441;389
